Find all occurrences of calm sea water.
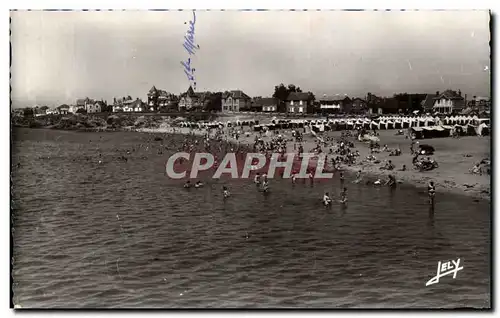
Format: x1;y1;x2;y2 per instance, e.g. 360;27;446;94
11;128;491;308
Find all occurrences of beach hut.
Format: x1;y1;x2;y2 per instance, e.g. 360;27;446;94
363;120;371;129
401;119;410;129
425;117;435;126
411;126;450;139
478;118;490;126
394;119;402;130
452;124;468;136
410;118;418;128
336;120;347;131
346;120;354;130
386;120;395;130
410;127;424;139
253;124;262;132
433;116;441;126
466;124;478;136
476;122;490;136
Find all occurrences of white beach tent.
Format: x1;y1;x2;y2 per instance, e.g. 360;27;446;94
476;122;490;136
386;120;395;130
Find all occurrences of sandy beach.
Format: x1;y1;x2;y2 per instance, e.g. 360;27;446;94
138;123;490;201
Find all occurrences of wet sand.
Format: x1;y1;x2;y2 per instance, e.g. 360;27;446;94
138;125;491;201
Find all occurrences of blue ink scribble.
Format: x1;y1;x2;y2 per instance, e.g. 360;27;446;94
181;11;199;90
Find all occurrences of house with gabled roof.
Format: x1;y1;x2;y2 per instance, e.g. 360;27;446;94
422;90;466;114
221;90;252;112
148;86;178;111
318;96;351;114
286;92;314;114
252;97;278;112
57;104;70;115
178;86;208;110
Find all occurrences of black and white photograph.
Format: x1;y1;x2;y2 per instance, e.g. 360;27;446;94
10;7;491;309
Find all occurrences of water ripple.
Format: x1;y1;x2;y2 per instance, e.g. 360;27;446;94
11;128;490;308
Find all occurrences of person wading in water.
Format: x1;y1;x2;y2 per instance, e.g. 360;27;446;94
385;175;396;188
262;176;270;193
254;172;261;186
428;181;436;205
340;187;348;204
223;186;231;199
308;170;314;186
323;192;332;206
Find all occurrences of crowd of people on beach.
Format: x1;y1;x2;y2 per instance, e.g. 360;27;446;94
175;123;438;208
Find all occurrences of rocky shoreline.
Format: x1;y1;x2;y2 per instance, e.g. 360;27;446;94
11;113;168;131
11;111;221;132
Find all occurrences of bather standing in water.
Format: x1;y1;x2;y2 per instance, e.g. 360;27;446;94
194;181;204;188
254;172;261;186
340;187;348;204
353;170;362;183
323;192;332;206
223;186;231;199
262;176;270;193
385;174;396;188
428;181;436;205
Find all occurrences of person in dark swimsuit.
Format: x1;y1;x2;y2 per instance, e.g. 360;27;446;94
428;181;436;205
340;187;348;203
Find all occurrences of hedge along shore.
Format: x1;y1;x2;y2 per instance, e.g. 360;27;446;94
137;123;491;201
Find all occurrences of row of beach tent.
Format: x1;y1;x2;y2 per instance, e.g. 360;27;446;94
174;115;489;136
410;123;490;139
176;119;260;129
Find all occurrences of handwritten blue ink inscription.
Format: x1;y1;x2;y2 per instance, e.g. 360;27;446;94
181;11;199;89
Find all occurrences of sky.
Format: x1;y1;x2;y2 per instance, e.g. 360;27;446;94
10;10;491;107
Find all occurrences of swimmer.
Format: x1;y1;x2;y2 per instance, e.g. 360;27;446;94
385;175;396;188
262;177;270;193
183;180;191;189
428;181;436;205
194;181;204;188
254;172;261;186
223;186;231;198
340;187;348;203
353;170;362;183
323;192;332;206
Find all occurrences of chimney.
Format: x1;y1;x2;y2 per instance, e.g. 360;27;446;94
436;91;439;96
458;90;462;97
